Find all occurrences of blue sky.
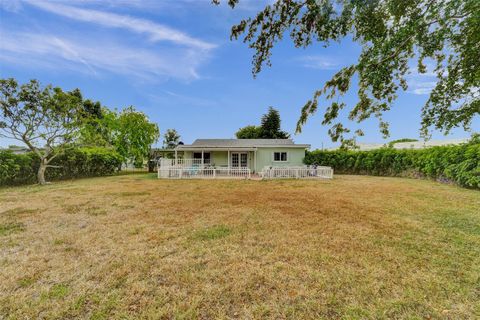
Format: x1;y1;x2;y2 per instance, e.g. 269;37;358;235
1;0;478;149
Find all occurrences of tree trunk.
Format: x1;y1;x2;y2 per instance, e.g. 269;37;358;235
37;160;47;185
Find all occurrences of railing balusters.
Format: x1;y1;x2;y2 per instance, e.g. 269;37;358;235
158;166;251;179
260;166;333;180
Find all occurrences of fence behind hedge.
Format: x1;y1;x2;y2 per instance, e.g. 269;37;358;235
304;139;480;189
0;147;123;186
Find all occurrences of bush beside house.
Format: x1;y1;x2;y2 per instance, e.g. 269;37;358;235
305;139;480;189
0;147;122;186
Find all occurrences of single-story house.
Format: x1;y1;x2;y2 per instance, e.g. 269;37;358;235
174;139;310;173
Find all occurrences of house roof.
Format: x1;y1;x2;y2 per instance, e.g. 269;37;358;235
176;139;310;150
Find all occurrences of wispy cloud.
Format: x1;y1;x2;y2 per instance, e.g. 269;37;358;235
23;0;216;50
298;55;339;70
406;61;439;95
408;80;437;95
0;30;208;80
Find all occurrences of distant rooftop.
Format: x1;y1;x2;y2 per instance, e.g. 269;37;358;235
176;139;310;149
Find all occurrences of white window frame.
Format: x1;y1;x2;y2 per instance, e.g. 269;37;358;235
273;151;288;162
231;152;248;168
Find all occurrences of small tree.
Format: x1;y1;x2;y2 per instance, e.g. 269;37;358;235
113;106;160;167
163;129;181;149
235;107;290;139
0;78;84;185
235;125;262;139
260;107;290;139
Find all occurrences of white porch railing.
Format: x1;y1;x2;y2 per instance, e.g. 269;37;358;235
261;166;333;179
158;167;251;179
159;158;205;168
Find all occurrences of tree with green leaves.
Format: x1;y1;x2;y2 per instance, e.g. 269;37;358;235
163;129;181;149
79;105;159;167
78;100;112;147
0;78;84;185
235;125;262;139
260;107;290;139
236;107;290;139
113;106;160;167
215;0;479;146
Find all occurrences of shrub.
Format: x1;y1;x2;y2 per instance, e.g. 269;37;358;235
0;147;122;186
0;151;36;185
305;139;480;189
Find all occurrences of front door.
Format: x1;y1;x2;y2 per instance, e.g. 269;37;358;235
231;152;248;168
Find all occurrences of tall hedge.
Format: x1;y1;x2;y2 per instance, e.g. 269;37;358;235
0;147;122;186
0;151;36;185
304;140;480;189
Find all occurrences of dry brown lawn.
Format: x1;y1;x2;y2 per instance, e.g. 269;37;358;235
0;174;479;319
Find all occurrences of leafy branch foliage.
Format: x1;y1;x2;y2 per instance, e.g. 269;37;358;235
388;138;419;147
216;0;479;145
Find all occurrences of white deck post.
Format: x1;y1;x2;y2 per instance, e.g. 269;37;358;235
201;150;204;168
174;149;178;165
227;150;230;170
254;150;257;173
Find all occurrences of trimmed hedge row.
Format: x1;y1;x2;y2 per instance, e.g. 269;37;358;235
0;147;122;186
304;140;480;189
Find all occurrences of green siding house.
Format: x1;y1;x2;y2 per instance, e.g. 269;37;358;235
175;139;310;173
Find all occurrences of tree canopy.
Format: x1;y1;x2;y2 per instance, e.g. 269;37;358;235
236;125;263;139
236;106;290;139
216;0;480;146
1;78;161;183
80;105;160;166
0;78;84;184
163;129;181;149
109;106;159;166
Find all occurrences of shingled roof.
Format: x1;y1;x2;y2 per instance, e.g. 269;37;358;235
176;139;310;149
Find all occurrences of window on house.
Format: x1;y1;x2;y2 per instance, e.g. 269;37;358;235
273;152;287;162
193;152;211;164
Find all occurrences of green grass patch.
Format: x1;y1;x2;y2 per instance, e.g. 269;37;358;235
192;225;232;240
53;239;65;245
43;283;70;300
434;212;480;236
0;222;25;236
17;276;36;288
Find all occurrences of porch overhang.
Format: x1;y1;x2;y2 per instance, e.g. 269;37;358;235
175;147;258;152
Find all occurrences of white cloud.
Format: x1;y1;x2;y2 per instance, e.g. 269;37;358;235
23;0;216;50
298;55;339;70
405;59;442;95
407;80;437;95
0;30;209;80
